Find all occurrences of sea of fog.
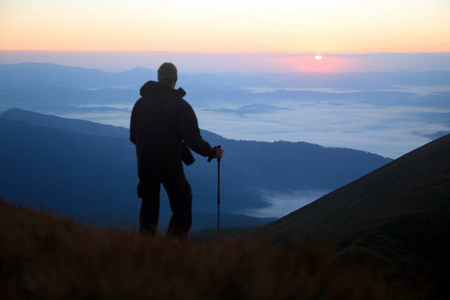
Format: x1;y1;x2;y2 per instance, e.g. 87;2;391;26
59;85;450;159
239;189;331;218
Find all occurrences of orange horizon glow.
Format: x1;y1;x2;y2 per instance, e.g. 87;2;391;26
1;49;449;73
2;48;450;55
1;0;450;75
1;32;449;54
1;1;450;55
277;55;361;73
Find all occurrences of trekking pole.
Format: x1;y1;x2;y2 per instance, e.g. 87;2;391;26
208;146;221;243
217;157;221;243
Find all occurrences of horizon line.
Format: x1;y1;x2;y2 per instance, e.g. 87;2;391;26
1;49;450;55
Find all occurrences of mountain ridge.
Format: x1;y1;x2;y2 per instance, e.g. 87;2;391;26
2;62;450;90
238;133;450;298
256;133;449;247
0;108;391;230
1;107;129;138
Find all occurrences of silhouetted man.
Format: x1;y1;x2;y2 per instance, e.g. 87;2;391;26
130;62;223;239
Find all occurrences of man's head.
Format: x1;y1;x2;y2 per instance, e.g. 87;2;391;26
158;63;177;87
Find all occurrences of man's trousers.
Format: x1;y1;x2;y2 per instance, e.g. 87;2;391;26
138;161;192;239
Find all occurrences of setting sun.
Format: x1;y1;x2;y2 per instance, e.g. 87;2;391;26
315;53;323;60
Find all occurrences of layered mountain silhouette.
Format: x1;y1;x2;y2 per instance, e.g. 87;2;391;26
2;62;450;90
0;108;391;231
241;134;450;298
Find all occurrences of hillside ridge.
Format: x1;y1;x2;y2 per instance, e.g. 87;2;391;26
0;109;391;231
251;134;450;298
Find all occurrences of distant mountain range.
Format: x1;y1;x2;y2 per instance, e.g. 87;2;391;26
1;63;449;115
0;108;391;231
2;62;450;90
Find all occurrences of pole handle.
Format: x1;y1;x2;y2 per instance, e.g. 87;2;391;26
207;145;221;162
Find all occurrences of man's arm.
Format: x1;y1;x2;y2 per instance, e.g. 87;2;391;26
180;102;214;157
130;100;141;145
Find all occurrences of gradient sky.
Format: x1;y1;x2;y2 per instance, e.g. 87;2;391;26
1;0;449;54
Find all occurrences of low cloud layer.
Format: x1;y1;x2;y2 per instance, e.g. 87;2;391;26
38;85;449;159
195;87;450;158
240;189;330;218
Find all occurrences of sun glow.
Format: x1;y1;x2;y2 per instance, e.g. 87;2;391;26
315;53;323;60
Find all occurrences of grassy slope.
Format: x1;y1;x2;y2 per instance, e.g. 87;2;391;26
253;134;450;298
0;199;423;300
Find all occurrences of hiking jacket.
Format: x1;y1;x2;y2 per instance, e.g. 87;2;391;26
130;81;213;173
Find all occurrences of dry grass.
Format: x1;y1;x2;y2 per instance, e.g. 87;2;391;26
1;200;425;300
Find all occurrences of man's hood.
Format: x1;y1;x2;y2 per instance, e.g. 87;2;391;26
140;81;186;98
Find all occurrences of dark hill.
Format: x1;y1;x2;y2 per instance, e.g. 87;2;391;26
0;117;271;230
0;109;391;217
253;134;450;298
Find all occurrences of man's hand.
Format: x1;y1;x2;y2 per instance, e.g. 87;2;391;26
214;146;224;160
208;145;223;162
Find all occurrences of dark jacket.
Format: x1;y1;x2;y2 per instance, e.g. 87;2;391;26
130;81;213;174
